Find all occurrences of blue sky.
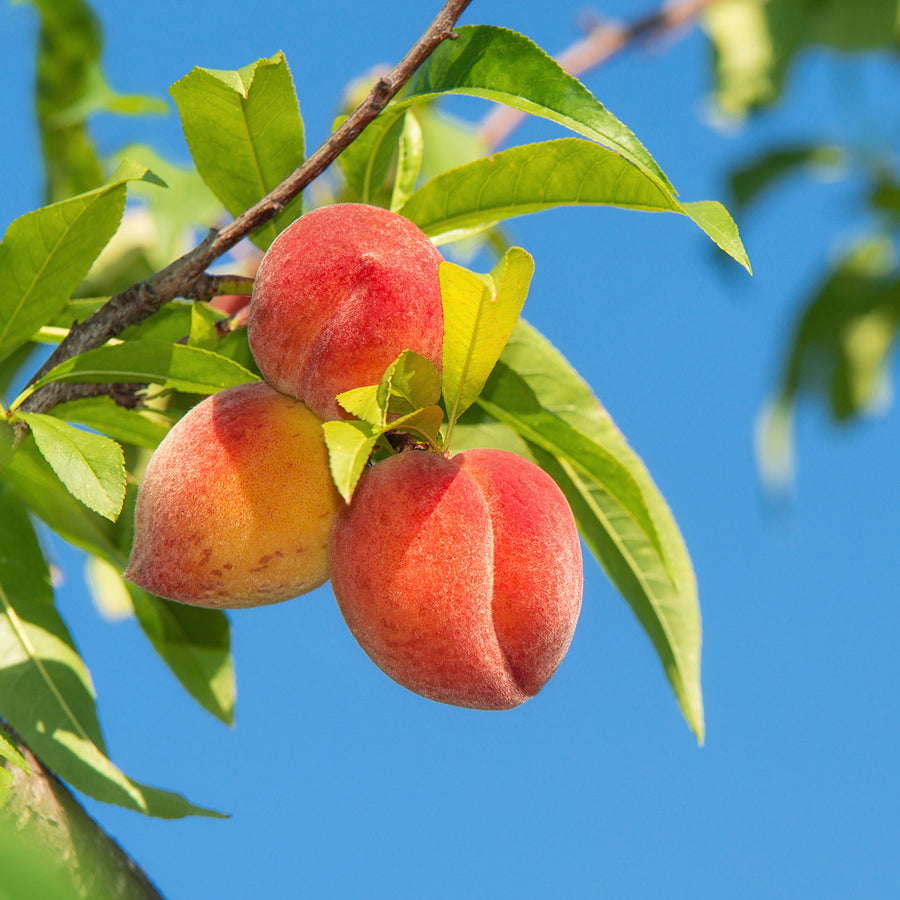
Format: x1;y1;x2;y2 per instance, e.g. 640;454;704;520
3;0;900;897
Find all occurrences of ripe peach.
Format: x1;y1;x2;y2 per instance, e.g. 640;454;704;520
247;203;444;421
329;448;583;710
125;382;342;609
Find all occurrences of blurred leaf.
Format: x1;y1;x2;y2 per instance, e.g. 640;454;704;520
0;815;96;899
441;248;533;426
390;113;425;211
48;397;171;449
401;24;675;194
337;111;406;203
415;104;489;185
730;144;847;209
109;144;226;270
0;729;29;809
758;238;900;484
188;301;222;350
0;730;29;778
323;420;380;503
477;321;704;741
129;587;235;726
21;339;260;403
705;0;900;118
25;0;166;202
401;139;750;271
0;489;224;818
84;555;133;621
17;413;126;521
170;52;305;249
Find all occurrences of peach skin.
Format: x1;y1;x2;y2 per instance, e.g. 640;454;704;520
125;382;342;609
248;203;444;421
329;448;583;710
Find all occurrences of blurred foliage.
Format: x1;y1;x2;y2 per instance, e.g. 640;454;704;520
705;0;900;118
703;0;900;484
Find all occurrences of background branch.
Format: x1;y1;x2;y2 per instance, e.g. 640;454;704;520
479;0;721;149
1;719;165;900
19;0;473;416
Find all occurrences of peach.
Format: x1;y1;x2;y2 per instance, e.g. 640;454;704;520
329;448;583;710
125;382;342;609
247;203;444;421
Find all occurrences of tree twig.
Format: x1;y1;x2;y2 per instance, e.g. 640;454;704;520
20;0;473;416
479;0;722;149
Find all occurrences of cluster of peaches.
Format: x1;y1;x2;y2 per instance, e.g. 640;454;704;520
125;204;583;710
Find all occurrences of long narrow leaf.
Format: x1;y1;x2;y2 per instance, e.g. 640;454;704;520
486;321;704;741
400;139;750;271
20;339;259;404
0;489;223;817
401;25;674;193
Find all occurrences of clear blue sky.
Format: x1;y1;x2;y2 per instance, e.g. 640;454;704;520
3;0;899;897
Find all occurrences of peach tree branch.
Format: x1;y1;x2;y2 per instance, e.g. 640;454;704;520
20;0;473;416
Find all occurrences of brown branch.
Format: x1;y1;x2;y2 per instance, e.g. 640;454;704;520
20;0;474;416
479;0;722;149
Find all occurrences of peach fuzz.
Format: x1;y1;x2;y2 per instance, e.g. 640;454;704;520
248;203;444;421
125;382;342;609
329;448;583;710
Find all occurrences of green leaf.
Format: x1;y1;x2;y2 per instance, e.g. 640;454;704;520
323;420;380;503
0;169;157;360
377;350;442;417
387;405;445;448
337;351;442;426
17;413;126;521
170;52;305;250
441;248;533;426
390;112;425;211
0;489;221;817
47;397;172;450
476;363;664;564
19;340;260;405
188;301;222;350
337;384;385;426
129;587;235;726
401;25;675;194
2;437;120;564
401;139;750;271
488;320;704;742
680;201;752;274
